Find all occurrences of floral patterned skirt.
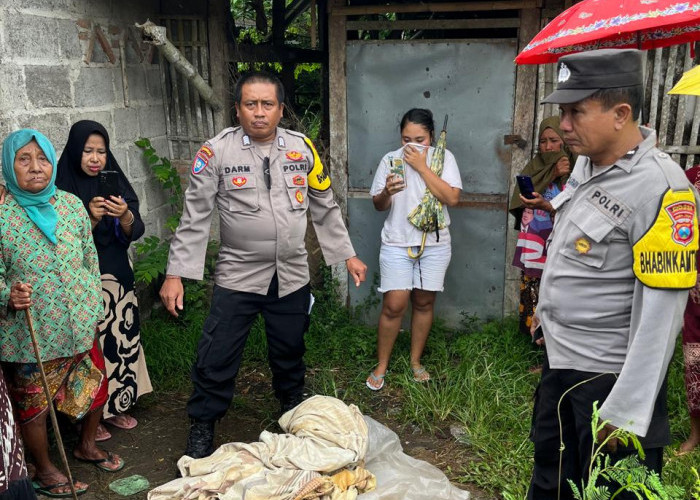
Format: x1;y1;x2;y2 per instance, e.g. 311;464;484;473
99;273;152;419
683;284;700;418
2;336;107;424
519;273;541;336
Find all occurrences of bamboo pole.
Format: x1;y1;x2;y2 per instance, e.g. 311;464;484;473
25;309;79;500
135;20;223;111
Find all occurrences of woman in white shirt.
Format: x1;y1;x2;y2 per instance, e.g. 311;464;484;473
366;109;462;390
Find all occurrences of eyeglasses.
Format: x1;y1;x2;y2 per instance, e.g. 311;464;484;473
263;157;271;190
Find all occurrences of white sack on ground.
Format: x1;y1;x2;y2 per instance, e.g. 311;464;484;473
147;395;375;500
358;416;470;500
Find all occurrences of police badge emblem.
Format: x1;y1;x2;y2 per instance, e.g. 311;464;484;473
665;201;696;246
292;175;305;186
295;189;304;203
558;63;571;83
232;176;247;187
286;151;303;161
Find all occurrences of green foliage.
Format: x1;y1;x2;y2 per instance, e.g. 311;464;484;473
132;138;183;284
567;402;684;500
692;468;700;500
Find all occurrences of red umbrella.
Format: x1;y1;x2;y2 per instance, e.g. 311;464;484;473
515;0;700;65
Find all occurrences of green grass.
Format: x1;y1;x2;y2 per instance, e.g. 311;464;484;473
140;272;700;498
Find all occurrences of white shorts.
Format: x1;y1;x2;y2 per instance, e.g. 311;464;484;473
378;244;452;293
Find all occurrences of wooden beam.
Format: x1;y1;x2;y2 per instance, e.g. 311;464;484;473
272;0;285;46
661;145;700;155
208;0;232;130
331;1;540;15
328;0;349;301
229;44;325;63
346;18;520;31
503;7;541;317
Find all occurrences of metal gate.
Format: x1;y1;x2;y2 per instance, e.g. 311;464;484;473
345;40;517;326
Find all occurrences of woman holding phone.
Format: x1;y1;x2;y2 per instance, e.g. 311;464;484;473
508;116;576;339
56;120;152;440
366;108;462;390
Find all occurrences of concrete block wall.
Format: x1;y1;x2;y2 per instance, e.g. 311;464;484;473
0;0;172;241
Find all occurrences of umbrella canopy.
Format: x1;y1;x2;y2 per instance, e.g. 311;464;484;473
669;64;700;95
406;115;448;258
515;0;700;65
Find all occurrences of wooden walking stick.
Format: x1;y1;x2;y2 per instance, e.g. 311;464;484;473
24;308;80;500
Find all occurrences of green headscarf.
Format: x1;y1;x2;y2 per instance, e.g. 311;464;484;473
2;129;58;244
508;116;576;218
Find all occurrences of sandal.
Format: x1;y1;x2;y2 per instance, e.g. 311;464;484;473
104;414;138;430
33;479;88;498
73;450;125;473
412;366;431;383
95;423;112;442
365;371;385;391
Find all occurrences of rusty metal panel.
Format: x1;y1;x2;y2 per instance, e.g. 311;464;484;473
345;39;516;325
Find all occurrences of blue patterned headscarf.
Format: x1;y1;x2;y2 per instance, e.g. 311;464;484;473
2;129;58;244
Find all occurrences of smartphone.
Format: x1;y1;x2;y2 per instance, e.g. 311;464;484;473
98;171;121;199
532;326;544;344
516;175;536;199
388;156;406;188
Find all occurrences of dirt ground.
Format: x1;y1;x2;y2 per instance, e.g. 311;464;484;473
36;368;493;500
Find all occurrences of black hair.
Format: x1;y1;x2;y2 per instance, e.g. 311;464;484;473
399;108;435;141
589;85;643;122
233;71;285;106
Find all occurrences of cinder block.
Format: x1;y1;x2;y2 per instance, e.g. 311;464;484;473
57;19;83;60
74;67;115;107
145;67;163;100
113;107;139;143
68;111;113;132
5;15;58;60
0;67;27;111
110;145;129;171
137;105;166;139
25;66;72;108
125;65;149;101
16;112;70;152
143;176;169;211
126;144;151;181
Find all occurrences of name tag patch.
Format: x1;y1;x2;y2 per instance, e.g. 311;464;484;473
224;165;251;174
588;188;629;221
283;162;308;173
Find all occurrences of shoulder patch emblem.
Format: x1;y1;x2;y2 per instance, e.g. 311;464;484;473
286;150;303;161
633;189;698;289
292;174;305;186
666;201;695;246
575;237;591;254
192;144;214;175
295;189;304;203
232;176;247;187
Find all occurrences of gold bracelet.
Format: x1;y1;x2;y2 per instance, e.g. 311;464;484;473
121;210;135;226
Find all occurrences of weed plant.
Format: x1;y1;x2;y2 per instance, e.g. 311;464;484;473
140;266;700;498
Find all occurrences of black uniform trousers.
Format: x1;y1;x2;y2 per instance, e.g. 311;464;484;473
528;356;669;500
187;275;311;422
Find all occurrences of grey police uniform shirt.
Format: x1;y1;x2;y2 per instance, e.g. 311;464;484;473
538;127;696;437
166;126;356;298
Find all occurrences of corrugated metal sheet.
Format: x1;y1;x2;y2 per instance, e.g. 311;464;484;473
345;39;516;325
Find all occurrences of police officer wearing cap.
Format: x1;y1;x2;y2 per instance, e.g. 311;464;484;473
521;49;699;498
160;71;368;459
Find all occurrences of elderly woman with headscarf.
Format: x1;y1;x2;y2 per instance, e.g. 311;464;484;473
509;116;576;338
56;120;151;442
0;129;124;498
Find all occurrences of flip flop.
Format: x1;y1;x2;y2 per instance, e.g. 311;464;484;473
412;366;431;383
74;451;125;473
33;479;88;498
95;423;112;442
366;371;385;391
104;414;138;430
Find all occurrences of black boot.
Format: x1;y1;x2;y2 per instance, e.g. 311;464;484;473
184;419;215;459
280;393;304;415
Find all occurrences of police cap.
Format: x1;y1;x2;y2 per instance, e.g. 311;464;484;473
542;49;643;104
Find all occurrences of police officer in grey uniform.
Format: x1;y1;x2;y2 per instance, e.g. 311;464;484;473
521;50;699;498
160;71;367;459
